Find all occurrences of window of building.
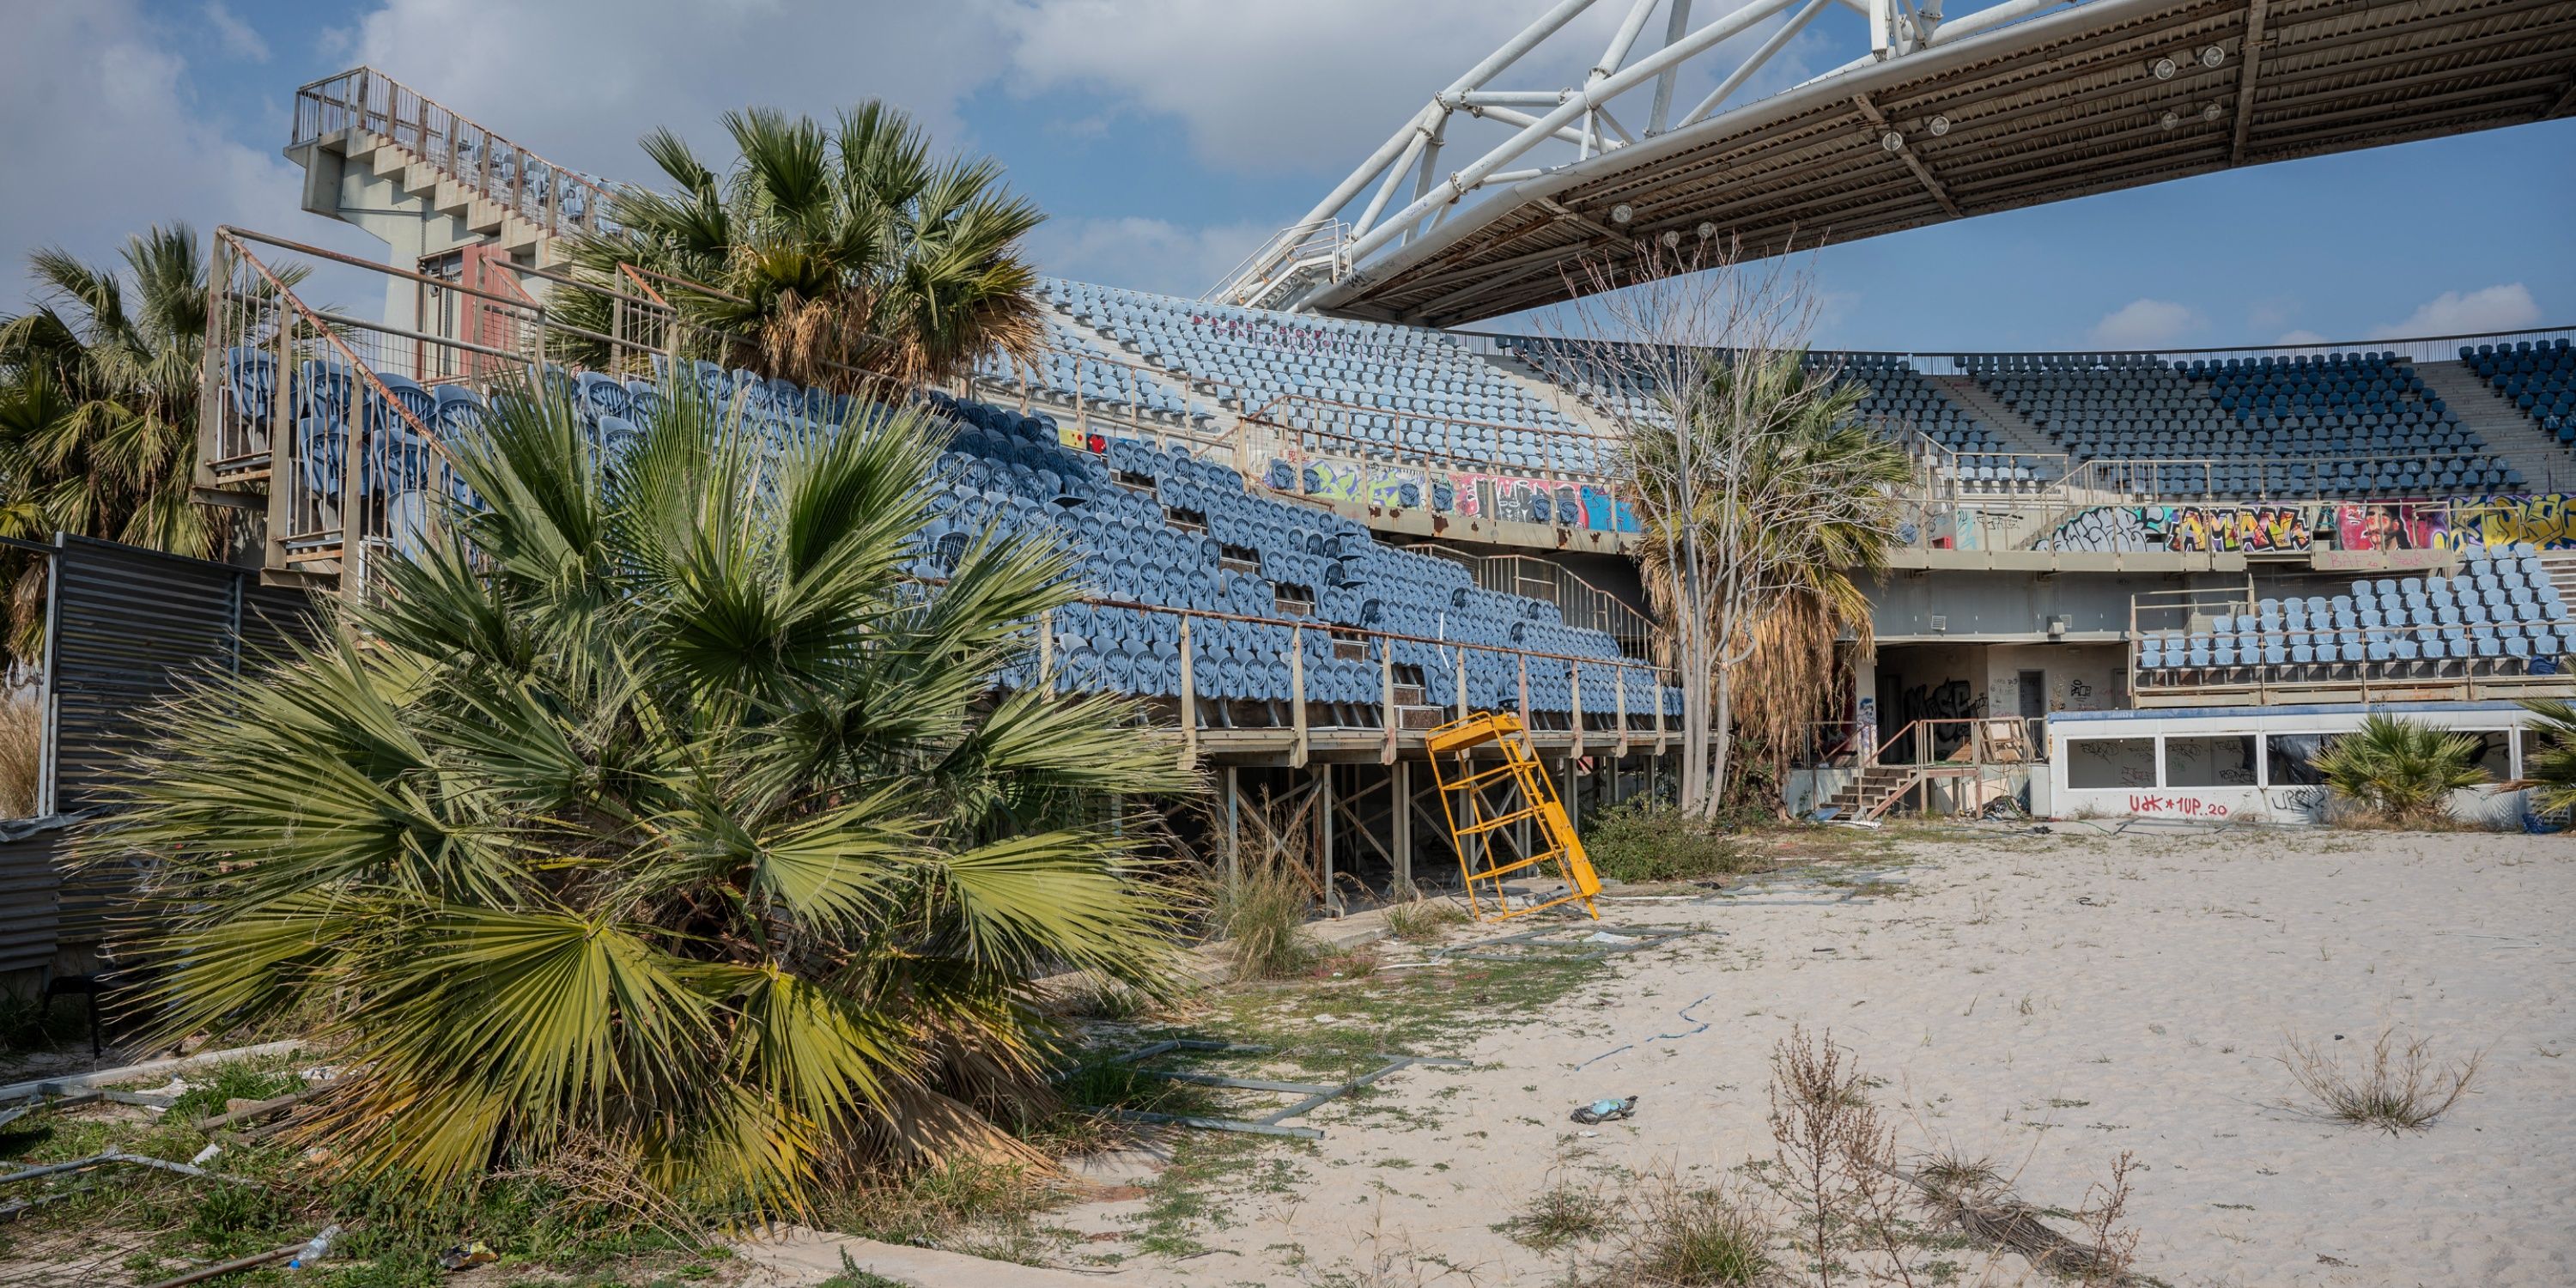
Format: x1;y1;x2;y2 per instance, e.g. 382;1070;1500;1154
2165;735;2258;787
2462;730;2512;783
2065;738;2157;789
2267;733;2328;787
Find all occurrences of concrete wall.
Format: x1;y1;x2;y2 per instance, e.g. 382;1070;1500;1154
1872;641;2131;738
2045;702;2548;826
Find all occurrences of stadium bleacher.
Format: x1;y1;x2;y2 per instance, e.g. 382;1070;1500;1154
1494;338;2044;489
2136;544;2573;684
1970;351;2521;498
2463;338;2576;447
230;347;1680;724
1046;280;1605;475
977;317;1213;434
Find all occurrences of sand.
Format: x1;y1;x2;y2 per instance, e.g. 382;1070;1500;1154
1049;826;2576;1286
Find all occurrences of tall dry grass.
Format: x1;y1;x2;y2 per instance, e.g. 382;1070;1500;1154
0;687;39;818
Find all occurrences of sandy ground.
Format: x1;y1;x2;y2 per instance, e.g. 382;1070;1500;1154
1048;826;2576;1287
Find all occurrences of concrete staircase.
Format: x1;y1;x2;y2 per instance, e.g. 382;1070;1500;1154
2414;358;2574;493
1929;374;2062;460
296;126;565;265
1813;763;1931;822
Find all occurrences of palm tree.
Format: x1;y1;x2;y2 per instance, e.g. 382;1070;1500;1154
0;225;306;665
114;380;1197;1210
1623;350;1911;817
561;103;1047;392
2310;714;2489;823
2504;699;2576;815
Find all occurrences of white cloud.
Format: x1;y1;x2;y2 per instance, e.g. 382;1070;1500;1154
203;3;269;62
1027;216;1273;299
2371;283;2540;339
0;3;344;303
335;0;1016;183
2089;298;2202;348
2274;328;2329;346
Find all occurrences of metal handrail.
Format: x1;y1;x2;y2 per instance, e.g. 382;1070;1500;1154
291;67;617;239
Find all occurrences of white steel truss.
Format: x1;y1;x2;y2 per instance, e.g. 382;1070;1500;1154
1209;0;2071;310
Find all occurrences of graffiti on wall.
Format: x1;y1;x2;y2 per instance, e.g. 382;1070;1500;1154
2143;504;2316;553
2334;501;2449;552
2445;495;2576;550
1275;456;1641;532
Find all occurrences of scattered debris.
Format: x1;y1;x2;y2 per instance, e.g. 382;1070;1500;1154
1429;924;1698;963
1574;993;1716;1071
286;1223;341;1269
1070;1038;1468;1140
1569;1096;1637;1125
439;1239;498;1271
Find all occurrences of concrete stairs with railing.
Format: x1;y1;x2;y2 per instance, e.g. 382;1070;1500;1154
1812;763;1932;822
295;127;562;265
2411;358;2574;494
1928;374;2062;460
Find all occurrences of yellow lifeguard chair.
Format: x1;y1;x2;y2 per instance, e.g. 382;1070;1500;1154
1425;711;1601;921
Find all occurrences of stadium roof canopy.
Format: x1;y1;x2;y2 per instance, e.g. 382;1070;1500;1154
1212;0;2576;327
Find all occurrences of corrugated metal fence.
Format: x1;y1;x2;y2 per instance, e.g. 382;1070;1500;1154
6;536;324;976
46;534;321;814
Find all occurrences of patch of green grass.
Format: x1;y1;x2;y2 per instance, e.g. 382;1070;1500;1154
1495;1176;1617;1251
165;1059;307;1121
1383;898;1470;943
1582;803;1767;883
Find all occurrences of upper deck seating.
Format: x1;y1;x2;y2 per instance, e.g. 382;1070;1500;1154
1047;281;1605;475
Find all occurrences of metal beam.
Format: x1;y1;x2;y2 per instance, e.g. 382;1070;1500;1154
2553;76;2576;119
2231;0;2269;163
1679;0;1832;128
1852;93;1965;217
1648;0;1698;133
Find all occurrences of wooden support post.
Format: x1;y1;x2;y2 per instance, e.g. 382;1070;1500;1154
267;312;296;574
1614;665;1630;756
1290;624;1309;768
1224;766;1241;885
1571;665;1585;758
1392;759;1413;896
1320;763;1339;916
1380;636;1396;764
1178;616;1198;766
1455;647;1470;721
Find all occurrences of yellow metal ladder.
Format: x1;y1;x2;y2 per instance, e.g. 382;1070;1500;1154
1425;711;1600;922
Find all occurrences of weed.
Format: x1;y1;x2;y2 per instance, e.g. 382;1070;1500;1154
1582;802;1768;883
1496;1169;1618;1251
1383;897;1470;944
1213;850;1321;980
2278;1026;2484;1133
166;1060;307;1121
1619;1177;1777;1286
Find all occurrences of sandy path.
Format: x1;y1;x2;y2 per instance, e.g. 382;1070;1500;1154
1063;828;2576;1287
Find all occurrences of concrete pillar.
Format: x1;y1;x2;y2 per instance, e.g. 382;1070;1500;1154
1393;760;1413;896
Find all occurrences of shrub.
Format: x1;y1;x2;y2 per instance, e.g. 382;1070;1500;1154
2310;714;2488;823
1582;801;1762;883
1383;897;1469;943
2503;698;2576;816
1624;1181;1775;1286
2279;1025;2483;1133
1212;852;1319;980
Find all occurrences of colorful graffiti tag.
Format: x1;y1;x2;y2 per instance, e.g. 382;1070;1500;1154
2145;504;2316;553
2443;495;2576;550
1273;457;1638;533
2333;501;2449;552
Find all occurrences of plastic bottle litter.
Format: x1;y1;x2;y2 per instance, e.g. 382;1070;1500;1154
285;1224;340;1270
189;1144;222;1166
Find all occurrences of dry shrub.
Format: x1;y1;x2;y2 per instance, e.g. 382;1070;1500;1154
2279;1025;2484;1133
1383;896;1469;943
1212;848;1319;980
1620;1176;1777;1286
0;686;39;818
1497;1168;1619;1252
1767;1025;1916;1287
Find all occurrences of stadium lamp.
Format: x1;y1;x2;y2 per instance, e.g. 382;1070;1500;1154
2202;102;2224;123
1927;114;1951;137
2200;45;2226;68
1661;229;1683;247
2160;110;2180;131
1880;131;1905;152
1610;204;1634;223
1696;222;1717;240
2151;56;2178;80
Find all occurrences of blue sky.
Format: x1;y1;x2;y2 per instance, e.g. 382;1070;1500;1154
3;0;2569;351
